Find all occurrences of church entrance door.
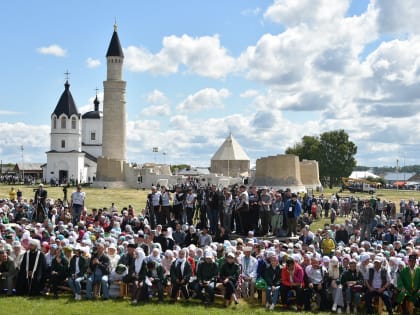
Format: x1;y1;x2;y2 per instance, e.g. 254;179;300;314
59;170;68;185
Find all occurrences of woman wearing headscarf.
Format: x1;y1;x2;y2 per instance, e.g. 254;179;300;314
170;248;192;301
329;256;345;313
49;248;69;298
131;247;147;304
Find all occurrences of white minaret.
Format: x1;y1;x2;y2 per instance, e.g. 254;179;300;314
95;23;127;182
102;22;126;160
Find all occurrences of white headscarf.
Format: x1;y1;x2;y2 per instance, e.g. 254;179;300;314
135;248;145;274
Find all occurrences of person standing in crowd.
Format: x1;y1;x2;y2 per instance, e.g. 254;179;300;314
147;186;161;229
172;186;185;224
222;188;233;233
71;185;85;226
158;185;171;226
235;185;249;235
34;184;48;222
360;200;375;241
285;193;302;237
206;185;220;235
271;193;285;237
248;186;259;233
259;187;272;236
185;188;196;226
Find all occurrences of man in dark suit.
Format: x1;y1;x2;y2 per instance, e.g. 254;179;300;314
68;245;88;300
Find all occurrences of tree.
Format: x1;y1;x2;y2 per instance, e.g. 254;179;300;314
286;130;357;188
318;130;357;188
285;135;320;162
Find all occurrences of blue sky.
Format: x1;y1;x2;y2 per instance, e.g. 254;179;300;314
1;0;420;169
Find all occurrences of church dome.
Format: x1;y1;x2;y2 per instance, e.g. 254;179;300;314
82;95;102;119
52;81;79;118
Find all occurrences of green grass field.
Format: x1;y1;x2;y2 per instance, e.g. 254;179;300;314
0;295;274;315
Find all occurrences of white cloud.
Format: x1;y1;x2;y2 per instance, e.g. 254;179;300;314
125;34;235;79
37;44;67;57
86;57;101;68
0;110;21;115
140;90;170;116
264;0;349;27
373;0;420;34
145;89;167;104
177;88;230;112
141;105;171;116
240;89;259;98
0;122;50;162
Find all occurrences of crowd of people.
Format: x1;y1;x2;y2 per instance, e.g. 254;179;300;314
0;183;419;315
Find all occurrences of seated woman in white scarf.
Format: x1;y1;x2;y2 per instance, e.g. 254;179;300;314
148;247;162;264
131;247;147;304
106;243;120;273
329;256;345;313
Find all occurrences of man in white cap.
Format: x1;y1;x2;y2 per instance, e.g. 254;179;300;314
365;256;393;315
16;238;47;295
241;246;258;300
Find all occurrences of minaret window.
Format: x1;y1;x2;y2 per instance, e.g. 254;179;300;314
91;132;96;141
61;117;66;129
53;117;57;129
61;140;65;148
71;117;76;129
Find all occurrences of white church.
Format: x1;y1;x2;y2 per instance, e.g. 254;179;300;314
42;81;103;185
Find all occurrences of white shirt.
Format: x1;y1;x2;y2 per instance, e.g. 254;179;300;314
71;191;85;206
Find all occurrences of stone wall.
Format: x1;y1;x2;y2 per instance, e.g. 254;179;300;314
253;154;306;192
300;159;322;190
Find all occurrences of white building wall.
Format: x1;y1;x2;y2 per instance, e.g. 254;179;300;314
50;114;81;152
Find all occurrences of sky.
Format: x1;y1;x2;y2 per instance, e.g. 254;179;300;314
1;0;419;169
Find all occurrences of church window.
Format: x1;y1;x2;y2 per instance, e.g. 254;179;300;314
53;117;57;129
61;117;66;129
91;132;96;141
71;117;76;129
61;140;65;148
